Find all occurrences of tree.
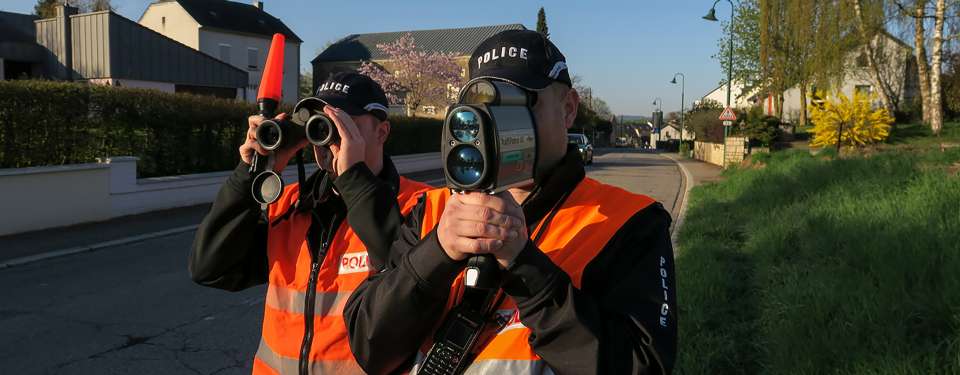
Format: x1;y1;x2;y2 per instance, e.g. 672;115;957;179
718;0;762;91
357;33;464;117
33;0;58;18
928;0;947;135
893;0;934;124
298;69;313;100
536;7;550;39
850;0;898;115
34;0;112;16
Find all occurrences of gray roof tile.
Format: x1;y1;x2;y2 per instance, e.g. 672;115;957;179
312;24;525;62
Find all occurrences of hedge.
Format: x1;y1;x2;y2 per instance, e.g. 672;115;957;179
0;80;442;177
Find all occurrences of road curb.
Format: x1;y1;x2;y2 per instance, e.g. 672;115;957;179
0;225;199;270
660;153;694;249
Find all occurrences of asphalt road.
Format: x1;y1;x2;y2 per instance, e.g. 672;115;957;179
0;149;680;374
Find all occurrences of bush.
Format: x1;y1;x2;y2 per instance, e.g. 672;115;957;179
739;106;782;147
687;109;725;143
676;148;960;374
809;90;893;150
384;116;443;155
0;80;443;177
0;80;254;177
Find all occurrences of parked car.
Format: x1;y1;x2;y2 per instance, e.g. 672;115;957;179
614;136;630;148
568;133;593;164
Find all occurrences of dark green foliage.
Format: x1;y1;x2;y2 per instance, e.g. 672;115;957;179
384;116;443;156
536;7;549;39
739;106;781;146
0;80;443;177
0;80;253;177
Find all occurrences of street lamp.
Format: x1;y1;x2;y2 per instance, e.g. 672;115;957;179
671;73;685;145
652;97;662;112
703;0;735;167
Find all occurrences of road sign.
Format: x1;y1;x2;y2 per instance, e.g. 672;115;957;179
718;107;737;121
723;120;733;126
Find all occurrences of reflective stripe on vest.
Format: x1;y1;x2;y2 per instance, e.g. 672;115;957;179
254;177;432;375
415;178;655;373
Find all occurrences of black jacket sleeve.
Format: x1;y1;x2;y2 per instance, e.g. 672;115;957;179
344;202;678;375
333;162;404;271
188;162;269;292
501;203;678;374
343;197;468;375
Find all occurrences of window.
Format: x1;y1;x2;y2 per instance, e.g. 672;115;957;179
856;52;868;68
247;48;259;70
218;44;231;64
161;16;165;28
855;85;872;95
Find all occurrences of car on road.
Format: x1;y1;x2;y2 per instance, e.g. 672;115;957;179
568;133;593;165
614;136;630;148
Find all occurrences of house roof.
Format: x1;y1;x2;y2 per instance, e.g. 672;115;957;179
313;23;526;63
158;0;302;42
0;11;38;44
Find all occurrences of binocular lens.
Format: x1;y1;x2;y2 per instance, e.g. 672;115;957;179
447;145;484;186
305;114;337;146
251;171;283;205
256;120;283;150
450;109;480;143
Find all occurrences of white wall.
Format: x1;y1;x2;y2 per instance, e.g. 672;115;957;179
199;29;300;104
138;2;200;49
87;78;176;92
0;153;439;236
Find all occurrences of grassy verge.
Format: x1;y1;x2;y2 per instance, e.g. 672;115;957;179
675;142;960;373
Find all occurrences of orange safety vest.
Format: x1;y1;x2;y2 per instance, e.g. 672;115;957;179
414;177;655;374
253;176;431;375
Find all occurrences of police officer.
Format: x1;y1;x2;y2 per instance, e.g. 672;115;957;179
189;72;431;374
343;30;678;375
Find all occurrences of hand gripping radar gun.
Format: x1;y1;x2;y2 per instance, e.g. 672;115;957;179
442;77;538;289
419;78;538;375
250;34;340;205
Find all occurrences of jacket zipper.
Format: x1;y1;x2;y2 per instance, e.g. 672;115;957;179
298;212;338;375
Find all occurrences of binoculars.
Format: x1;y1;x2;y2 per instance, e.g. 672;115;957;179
250;97;340;205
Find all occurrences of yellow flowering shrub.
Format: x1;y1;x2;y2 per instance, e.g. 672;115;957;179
809;90;893;149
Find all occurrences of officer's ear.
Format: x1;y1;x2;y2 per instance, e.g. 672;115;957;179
375;117;391;146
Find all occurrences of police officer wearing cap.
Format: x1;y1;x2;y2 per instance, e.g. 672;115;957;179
344;30;677;374
189;72;432;374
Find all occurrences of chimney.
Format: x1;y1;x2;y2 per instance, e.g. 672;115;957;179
254;1;263;10
55;4;79;80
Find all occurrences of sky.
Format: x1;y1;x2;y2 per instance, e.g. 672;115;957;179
1;0;732;117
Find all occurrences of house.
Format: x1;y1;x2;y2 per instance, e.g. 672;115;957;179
700;32;918;124
0;11;44;80
26;5;247;97
312;24;525;118
780;31;917;123
139;0;302;103
658;121;695;142
698;79;754;110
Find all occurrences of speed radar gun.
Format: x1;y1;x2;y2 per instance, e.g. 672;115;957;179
250;34;340;205
419;78;538;375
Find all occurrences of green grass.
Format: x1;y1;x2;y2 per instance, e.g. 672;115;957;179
886;122;960;147
675;147;960;374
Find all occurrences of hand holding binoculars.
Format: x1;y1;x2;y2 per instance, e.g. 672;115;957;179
250;97;341;205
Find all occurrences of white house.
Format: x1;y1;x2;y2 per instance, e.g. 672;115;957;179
700;32;917;124
139;0;302;103
699;79;754;109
